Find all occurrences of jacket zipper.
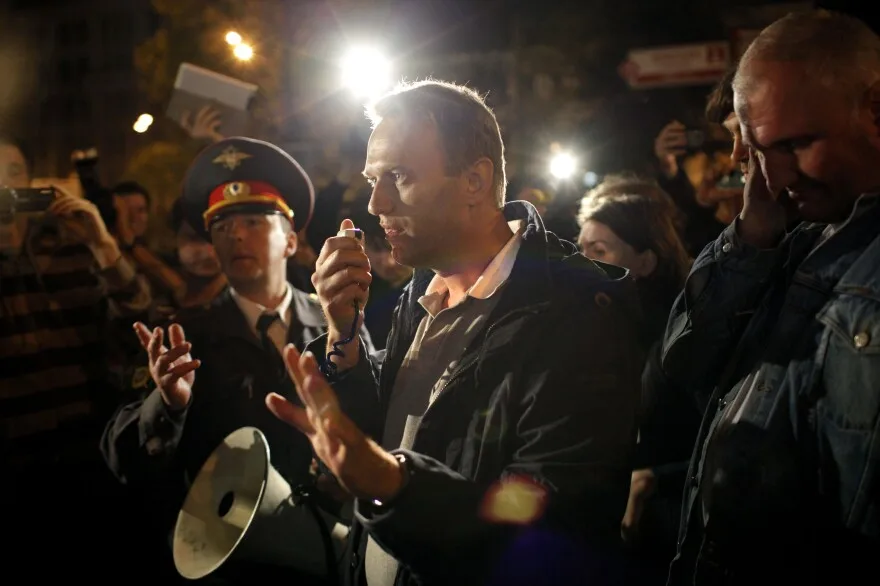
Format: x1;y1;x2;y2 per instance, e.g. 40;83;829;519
419;305;544;421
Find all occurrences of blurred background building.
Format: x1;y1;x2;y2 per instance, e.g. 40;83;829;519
0;0;873;217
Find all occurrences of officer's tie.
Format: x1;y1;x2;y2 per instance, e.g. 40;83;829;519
256;312;286;377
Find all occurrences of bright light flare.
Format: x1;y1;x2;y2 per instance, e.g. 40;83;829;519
549;152;577;180
480;476;548;525
340;46;392;100
133;113;153;134
225;31;242;46
233;43;253;61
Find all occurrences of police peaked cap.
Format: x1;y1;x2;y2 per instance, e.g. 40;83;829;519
181;137;315;238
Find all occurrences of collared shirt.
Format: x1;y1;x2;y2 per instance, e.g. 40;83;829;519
418;220;524;317
230;284;293;354
815;192;879;248
388;219;524;449
365;220;524;586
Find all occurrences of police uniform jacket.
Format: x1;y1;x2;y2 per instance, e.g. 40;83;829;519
101;285;334;518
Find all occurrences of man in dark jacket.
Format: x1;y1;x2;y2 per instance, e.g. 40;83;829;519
266;81;643;586
102;138;372;585
662;11;880;585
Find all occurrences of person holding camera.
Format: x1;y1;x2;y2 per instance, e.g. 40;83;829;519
0;135;151;578
653;119;734;256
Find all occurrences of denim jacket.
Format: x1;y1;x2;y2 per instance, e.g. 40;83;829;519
661;195;880;584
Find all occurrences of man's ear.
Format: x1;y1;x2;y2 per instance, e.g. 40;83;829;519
284;224;298;258
464;157;495;205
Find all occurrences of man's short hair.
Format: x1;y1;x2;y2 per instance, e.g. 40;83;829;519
366;79;507;208
705;66;737;124
112;180;151;207
734;10;880;105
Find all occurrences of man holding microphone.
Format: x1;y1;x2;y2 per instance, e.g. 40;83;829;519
267;80;643;586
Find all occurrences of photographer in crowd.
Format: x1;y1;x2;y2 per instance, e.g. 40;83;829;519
0;135;151;577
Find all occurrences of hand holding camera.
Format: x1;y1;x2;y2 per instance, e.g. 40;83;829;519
36;182;119;264
654;120;688;177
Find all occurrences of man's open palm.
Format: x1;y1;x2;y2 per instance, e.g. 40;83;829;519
265;345;402;501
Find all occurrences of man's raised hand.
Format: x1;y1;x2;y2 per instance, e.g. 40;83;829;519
265;344;403;501
133;322;200;410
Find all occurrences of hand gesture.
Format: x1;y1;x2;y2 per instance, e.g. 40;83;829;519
134;322;200;410
654;120;687;178
311;219;371;352
266;345;402;501
45;186;112;247
180;105;225;143
621;468;657;544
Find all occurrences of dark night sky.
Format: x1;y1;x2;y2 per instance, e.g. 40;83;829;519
15;0;877;177
374;0;877;56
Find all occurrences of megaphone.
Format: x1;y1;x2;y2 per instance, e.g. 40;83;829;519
172;426;349;581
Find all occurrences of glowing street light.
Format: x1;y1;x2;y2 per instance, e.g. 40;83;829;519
233;43;254;61
133;113;153;134
549;152;577;180
340;46;392;100
225;31;242;46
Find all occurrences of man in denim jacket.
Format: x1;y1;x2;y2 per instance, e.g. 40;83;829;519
662;10;880;585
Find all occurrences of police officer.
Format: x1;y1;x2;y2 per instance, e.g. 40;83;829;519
102;137;370;585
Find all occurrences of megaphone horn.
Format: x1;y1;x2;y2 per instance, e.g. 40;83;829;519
172;426;348;581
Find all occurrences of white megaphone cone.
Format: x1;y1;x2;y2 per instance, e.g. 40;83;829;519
172;426;349;580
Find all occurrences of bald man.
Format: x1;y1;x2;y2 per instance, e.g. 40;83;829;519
661;10;880;586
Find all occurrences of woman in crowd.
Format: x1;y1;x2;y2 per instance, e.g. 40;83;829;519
578;179;700;584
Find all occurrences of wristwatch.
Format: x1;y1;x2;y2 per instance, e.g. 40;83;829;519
371;452;412;509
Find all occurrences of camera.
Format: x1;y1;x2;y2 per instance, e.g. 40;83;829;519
683;128;706;152
0;187;55;223
72;148;117;229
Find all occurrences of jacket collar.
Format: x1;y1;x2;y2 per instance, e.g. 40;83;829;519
207;285;325;347
290;287;326;328
229;284;294;331
407;200;618;310
391;201;632;358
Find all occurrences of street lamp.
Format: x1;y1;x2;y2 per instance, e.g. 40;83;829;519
233;43;254;61
340;46;392;100
549;152;577;180
133;113;153;134
225;31;242;46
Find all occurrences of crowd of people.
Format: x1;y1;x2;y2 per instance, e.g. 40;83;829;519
1;8;878;586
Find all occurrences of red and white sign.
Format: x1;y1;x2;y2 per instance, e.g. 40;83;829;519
619;41;731;89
